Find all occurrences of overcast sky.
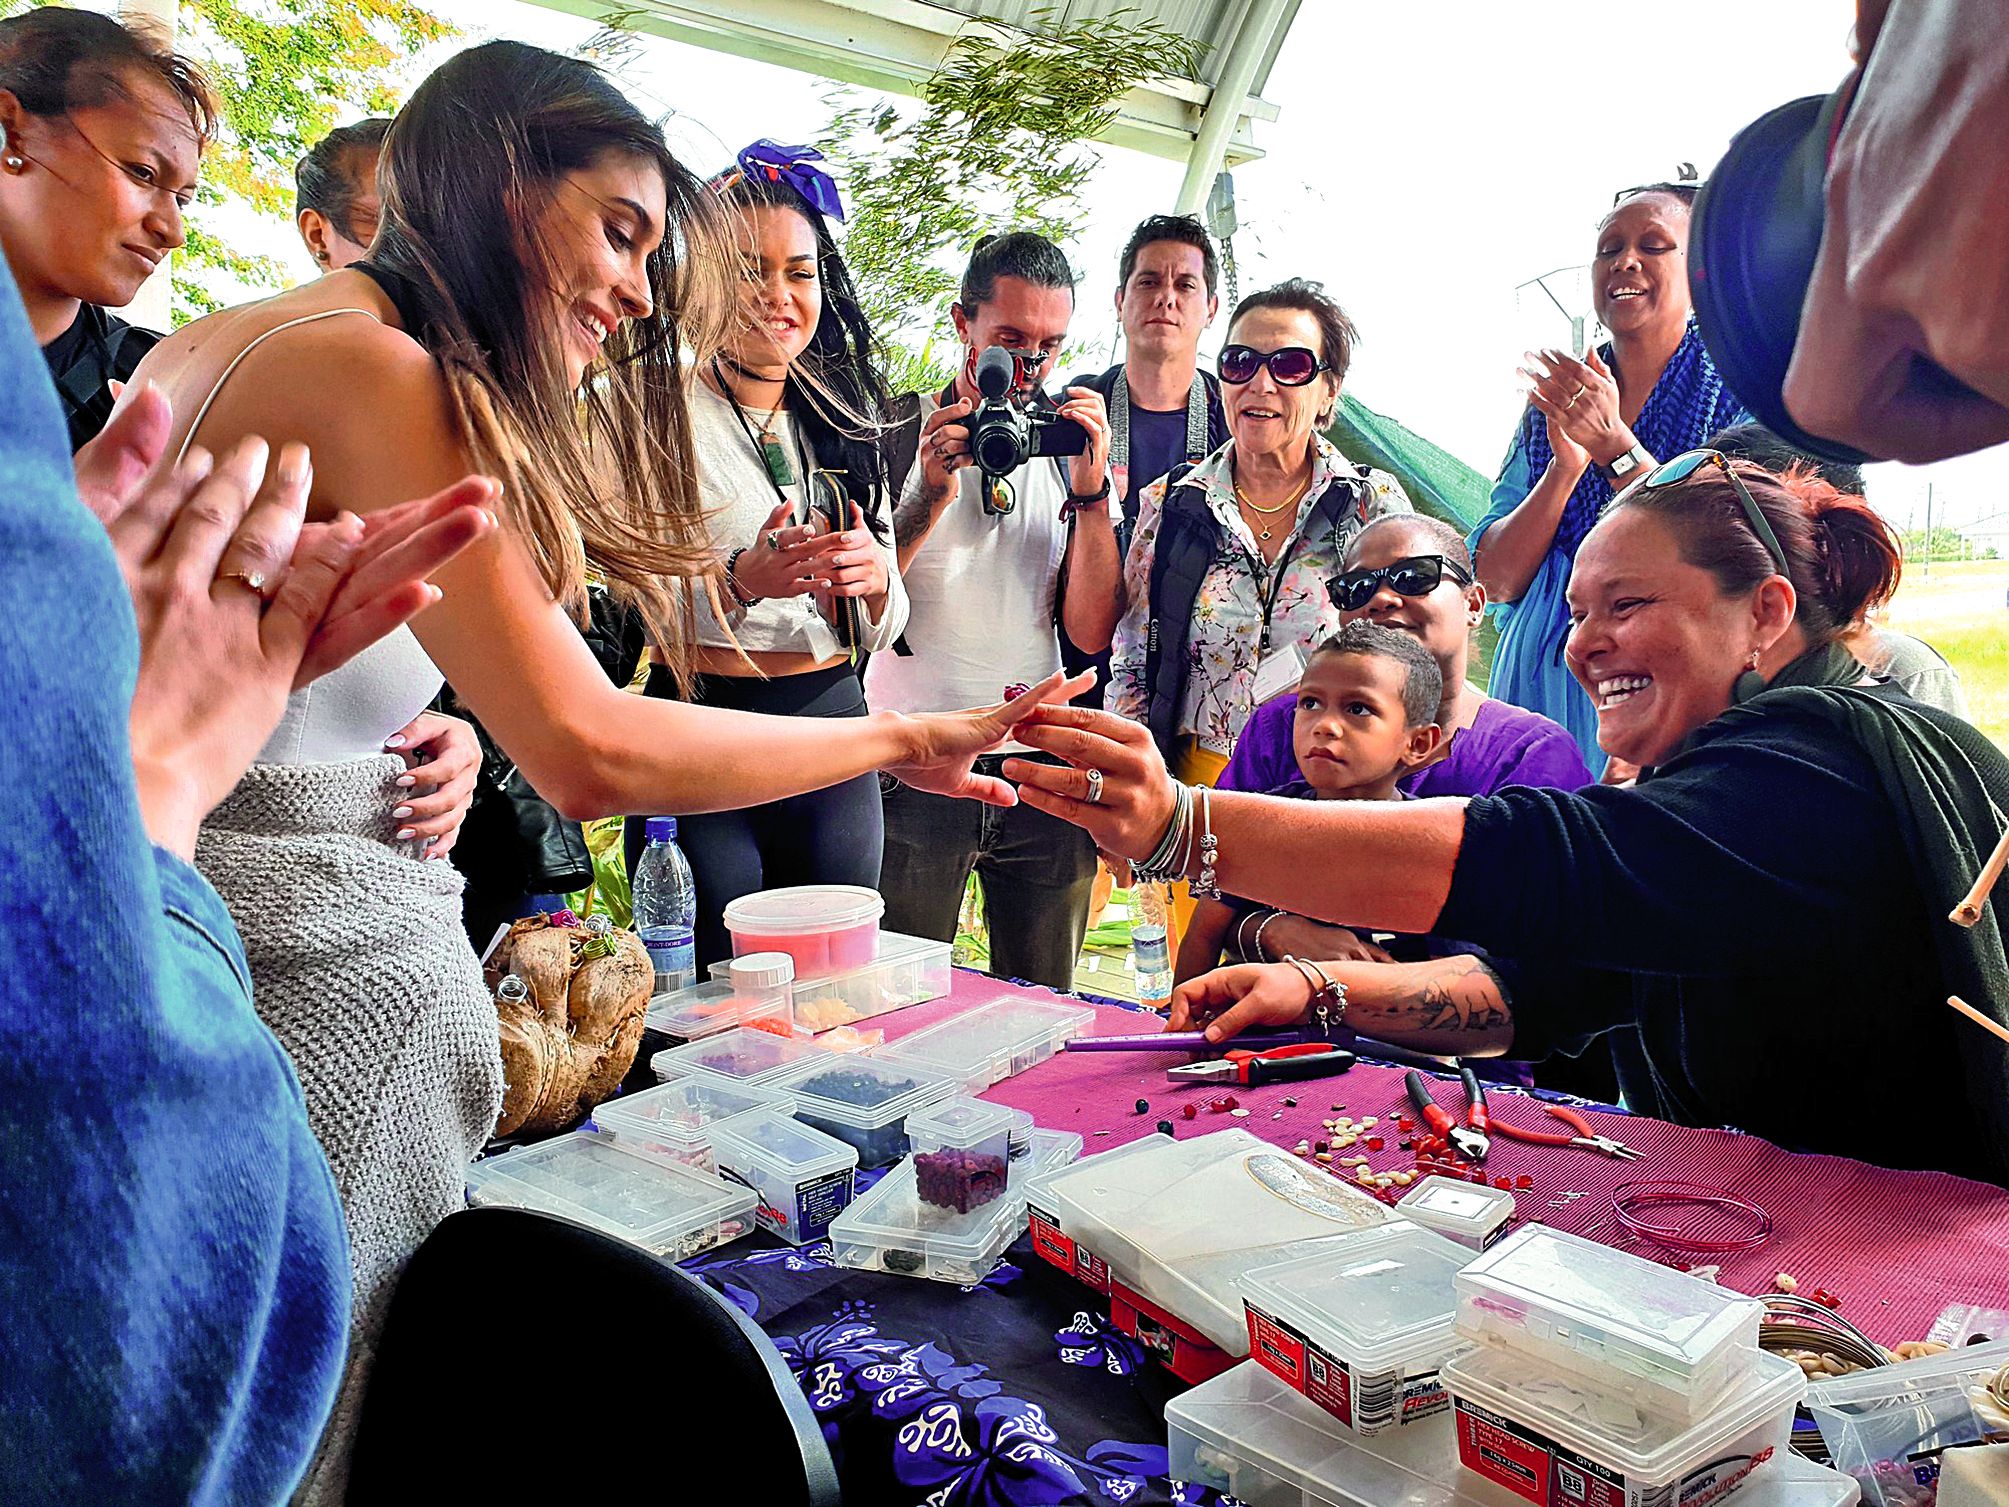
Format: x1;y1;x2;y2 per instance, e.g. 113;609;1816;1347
246;0;2009;538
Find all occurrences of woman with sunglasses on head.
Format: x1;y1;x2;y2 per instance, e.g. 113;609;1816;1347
0;7;209;451
1108;278;1411;791
1470;183;1748;775
128;44;1077;1499
618;141;906;967
1009;453;2009;1184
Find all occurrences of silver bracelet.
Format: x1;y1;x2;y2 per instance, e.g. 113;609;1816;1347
1251;909;1284;964
1234;908;1267;962
1135;782;1195;882
1192;785;1220;899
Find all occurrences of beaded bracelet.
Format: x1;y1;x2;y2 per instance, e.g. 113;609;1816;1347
1281;954;1348;1039
724;547;760;609
1192;785;1221;899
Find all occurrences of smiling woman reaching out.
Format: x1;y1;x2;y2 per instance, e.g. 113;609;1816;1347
1007;456;2009;1187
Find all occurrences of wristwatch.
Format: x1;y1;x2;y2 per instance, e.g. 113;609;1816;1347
1601;443;1653;487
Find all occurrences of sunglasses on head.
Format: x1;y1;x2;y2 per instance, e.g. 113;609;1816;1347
1624;449;1789;573
1218;344;1330;387
1327;554;1474;613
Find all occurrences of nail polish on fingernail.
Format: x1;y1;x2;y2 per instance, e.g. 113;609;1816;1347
383;735;407;749
396;774;416;788
396;827;416;841
392;806;413;820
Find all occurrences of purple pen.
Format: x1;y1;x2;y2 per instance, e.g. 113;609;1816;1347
1064;1027;1311;1053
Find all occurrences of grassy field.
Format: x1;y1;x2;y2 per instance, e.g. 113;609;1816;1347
1881;558;2009;749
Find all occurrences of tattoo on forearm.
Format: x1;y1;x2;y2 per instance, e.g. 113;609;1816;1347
1389;955;1512;1035
893;484;934;550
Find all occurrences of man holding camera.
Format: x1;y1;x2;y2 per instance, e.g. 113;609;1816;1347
867;231;1121;990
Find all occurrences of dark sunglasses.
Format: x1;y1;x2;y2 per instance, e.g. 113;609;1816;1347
1624;449;1789;573
1218;344;1330;387
1327;554;1474;612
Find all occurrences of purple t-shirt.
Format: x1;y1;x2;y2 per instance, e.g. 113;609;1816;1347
1217;692;1595;798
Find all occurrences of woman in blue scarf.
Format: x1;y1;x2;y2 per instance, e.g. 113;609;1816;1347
1470;184;1747;772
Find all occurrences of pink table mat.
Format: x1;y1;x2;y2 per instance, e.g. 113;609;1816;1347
876;969;2009;1347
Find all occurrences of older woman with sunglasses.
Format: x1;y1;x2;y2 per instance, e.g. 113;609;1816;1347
1107;278;1411;789
1220;513;1592;806
1008;452;2009;1184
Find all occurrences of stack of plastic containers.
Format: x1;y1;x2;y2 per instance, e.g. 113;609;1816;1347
765;1054;955;1169
589;1075;793;1174
720;885;883;974
710;1108;859;1246
463;1131;757;1260
644;970;793;1048
872;996;1096;1092
1444;1225;1808;1507
1396;1175;1516;1252
649;1023;827;1087
1239;1222;1470;1437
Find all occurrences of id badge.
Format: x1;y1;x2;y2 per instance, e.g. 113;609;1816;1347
1251;643;1306;706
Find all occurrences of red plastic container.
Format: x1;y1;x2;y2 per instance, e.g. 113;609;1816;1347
722;885;884;975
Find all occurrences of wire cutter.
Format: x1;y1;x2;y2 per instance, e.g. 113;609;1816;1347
1168;1042;1357;1087
1490;1101;1643;1160
1406;1066;1489;1162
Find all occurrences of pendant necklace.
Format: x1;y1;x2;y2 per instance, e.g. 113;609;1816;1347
1234;475;1310;543
716;357;796;488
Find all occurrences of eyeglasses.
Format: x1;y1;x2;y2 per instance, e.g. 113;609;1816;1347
1218;344;1330;387
1327;554;1474;613
1624;449;1789;573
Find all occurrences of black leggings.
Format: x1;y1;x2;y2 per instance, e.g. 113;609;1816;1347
623;662;884;971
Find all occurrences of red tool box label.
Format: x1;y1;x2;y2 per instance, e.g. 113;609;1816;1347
1027;1203;1072;1272
1455;1396;1567;1507
1245;1301;1444;1434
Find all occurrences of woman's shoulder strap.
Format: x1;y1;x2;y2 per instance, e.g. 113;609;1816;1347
172;308;379;467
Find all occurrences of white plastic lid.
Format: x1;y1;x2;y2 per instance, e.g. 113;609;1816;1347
1241;1221;1469;1372
463;1132;757;1255
1455;1223;1764;1394
721;884;885;936
591;1076;790;1144
711;1107;858;1179
1399;1176;1515;1237
652;1026;826;1085
907;1095;1017;1150
1443;1343;1804;1482
729;952;796;988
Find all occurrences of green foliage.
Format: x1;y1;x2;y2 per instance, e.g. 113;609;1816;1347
1904;525;1997;563
821;6;1204;392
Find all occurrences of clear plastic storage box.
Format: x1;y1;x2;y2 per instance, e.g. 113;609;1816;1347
766;931;952;1035
1444;1343;1806;1507
872;997;1097;1092
1805;1337;2009;1507
1454;1223;1765;1420
1240;1221;1470;1436
1167;1361;1855;1507
588;1075;792;1174
905;1096;1016;1212
650;1024;828;1088
827;1126;1082;1284
463;1131;757;1259
644;977;792;1047
1398;1175;1516;1251
721;884;883;975
767;1054;955;1168
710;1109;858;1245
1032;1129;1392;1353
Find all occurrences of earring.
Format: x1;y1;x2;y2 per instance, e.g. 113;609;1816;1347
1732;648;1767;704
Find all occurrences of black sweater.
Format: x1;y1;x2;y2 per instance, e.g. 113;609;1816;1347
1436;690;2009;1184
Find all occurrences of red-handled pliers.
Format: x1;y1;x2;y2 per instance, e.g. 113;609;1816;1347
1406;1066;1489;1162
1168;1041;1357;1087
1490;1100;1643;1160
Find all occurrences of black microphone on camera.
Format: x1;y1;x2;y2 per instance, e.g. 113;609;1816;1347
974;345;1015;401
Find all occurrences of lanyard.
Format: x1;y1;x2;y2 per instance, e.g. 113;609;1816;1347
1110;369;1212;471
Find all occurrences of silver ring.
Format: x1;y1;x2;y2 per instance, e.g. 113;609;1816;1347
765;529;781;550
1084;768;1104;805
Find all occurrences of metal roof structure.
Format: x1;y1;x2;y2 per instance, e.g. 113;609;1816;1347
525;0;1302;211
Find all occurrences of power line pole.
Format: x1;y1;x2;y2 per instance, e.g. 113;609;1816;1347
1924;482;1934;578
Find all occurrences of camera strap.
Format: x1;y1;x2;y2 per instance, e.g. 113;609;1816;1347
1110;369;1213;473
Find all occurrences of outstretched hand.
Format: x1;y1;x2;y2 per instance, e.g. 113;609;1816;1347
885;669;1097;806
1000;704;1178;859
1167;962;1315;1042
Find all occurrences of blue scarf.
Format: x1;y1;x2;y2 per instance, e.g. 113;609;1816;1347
1520;322;1747;560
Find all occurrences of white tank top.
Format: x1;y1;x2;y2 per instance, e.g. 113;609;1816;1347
177;308;444;765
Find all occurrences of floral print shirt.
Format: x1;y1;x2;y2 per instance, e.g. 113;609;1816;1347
1109;434;1413;754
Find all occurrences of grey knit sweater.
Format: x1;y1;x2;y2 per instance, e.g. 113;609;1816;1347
198;755;503;1505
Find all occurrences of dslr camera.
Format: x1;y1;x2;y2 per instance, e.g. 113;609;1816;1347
965;346;1088;514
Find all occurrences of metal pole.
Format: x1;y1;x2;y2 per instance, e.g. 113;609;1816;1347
1174;0;1292;215
1924;482;1934;578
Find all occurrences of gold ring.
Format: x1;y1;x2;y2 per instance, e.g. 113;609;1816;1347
216;568;273;600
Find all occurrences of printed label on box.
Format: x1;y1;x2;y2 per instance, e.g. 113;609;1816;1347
1397;1371;1450;1427
1028;1204;1073;1271
1455;1396;1560;1507
1072;1244;1110;1293
1455;1396;1774;1507
795;1167;854;1243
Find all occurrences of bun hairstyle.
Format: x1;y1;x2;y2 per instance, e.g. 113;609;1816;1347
1616;459;1903;643
368;41;735;689
0;6;217;143
295;116;390;240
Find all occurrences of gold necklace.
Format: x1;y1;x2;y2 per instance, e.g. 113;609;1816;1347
1233;475;1312;542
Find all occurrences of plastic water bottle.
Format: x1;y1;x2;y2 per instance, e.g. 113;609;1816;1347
632;816;697;994
1131;881;1174;1011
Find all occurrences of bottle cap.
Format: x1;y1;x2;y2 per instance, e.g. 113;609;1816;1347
645;815;678;843
728;951;796;989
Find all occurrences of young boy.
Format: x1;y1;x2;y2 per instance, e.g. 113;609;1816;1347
1174;621;1443;983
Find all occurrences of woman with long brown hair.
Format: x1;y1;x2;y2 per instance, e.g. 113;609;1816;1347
134;41;1074;1498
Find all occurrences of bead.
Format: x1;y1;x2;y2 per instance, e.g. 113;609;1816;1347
1516;1174;1534;1189
1283;1097;1297;1108
1397;1116;1414;1132
1157;1120;1175;1137
1494;1176;1513;1190
1135;1098;1150;1115
1398;1139;1413;1151
1773;1273;1799;1294
1181;1103;1198;1120
1366;1136;1385;1152
1314;1140;1329;1154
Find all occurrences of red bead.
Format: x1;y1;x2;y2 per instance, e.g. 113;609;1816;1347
1495;1176;1514;1189
1366;1136;1385;1152
1516;1175;1534;1189
1224;1095;1239;1109
1397;1116;1414;1132
1209;1096;1233;1113
1181;1103;1197;1120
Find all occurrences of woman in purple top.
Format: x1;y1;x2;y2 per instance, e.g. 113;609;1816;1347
1219;513;1593;803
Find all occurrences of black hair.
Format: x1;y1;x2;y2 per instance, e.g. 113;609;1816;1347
958;230;1074;312
1310;619;1443;729
0;6;216;141
719;168;892;539
295;116;390;242
1230;276;1358;390
1707;421;1866;497
1118;213;1219;298
1346;512;1472;573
